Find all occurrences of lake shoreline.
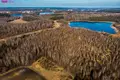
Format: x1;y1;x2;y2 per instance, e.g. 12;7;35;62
69;20;114;23
111;25;119;33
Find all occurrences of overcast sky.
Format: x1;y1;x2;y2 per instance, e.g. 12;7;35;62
0;0;120;8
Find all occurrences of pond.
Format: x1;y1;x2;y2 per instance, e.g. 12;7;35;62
11;13;23;17
39;12;54;15
69;21;116;34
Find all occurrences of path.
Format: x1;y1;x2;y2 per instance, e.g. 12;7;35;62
0;67;46;80
0;20;61;42
53;20;61;28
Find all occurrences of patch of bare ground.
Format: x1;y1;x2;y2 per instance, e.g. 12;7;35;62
111;33;120;38
31;57;73;80
0;67;47;80
9;19;28;24
53;21;61;28
0;57;73;80
111;24;120;38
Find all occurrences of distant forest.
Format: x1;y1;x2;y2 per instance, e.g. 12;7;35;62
99;9;120;13
0;13;11;17
89;16;120;23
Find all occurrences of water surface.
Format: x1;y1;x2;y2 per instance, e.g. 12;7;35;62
69;21;116;34
11;13;23;17
39;12;54;15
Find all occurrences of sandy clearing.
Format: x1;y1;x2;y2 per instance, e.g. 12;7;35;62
9;19;28;24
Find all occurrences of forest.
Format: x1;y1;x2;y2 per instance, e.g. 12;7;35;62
0;20;54;39
0;27;120;80
64;13;120;23
0;12;120;80
0;13;11;17
89;15;120;23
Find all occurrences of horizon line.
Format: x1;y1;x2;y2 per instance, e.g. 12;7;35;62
0;6;120;8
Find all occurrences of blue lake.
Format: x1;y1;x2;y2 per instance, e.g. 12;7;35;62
69;21;116;34
11;14;23;17
39;12;54;15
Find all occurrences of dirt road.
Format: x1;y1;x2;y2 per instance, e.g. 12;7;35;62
0;67;46;80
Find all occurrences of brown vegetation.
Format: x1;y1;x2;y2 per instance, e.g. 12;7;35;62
23;15;42;21
0;20;54;39
64;13;120;23
0;12;120;80
0;27;120;80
